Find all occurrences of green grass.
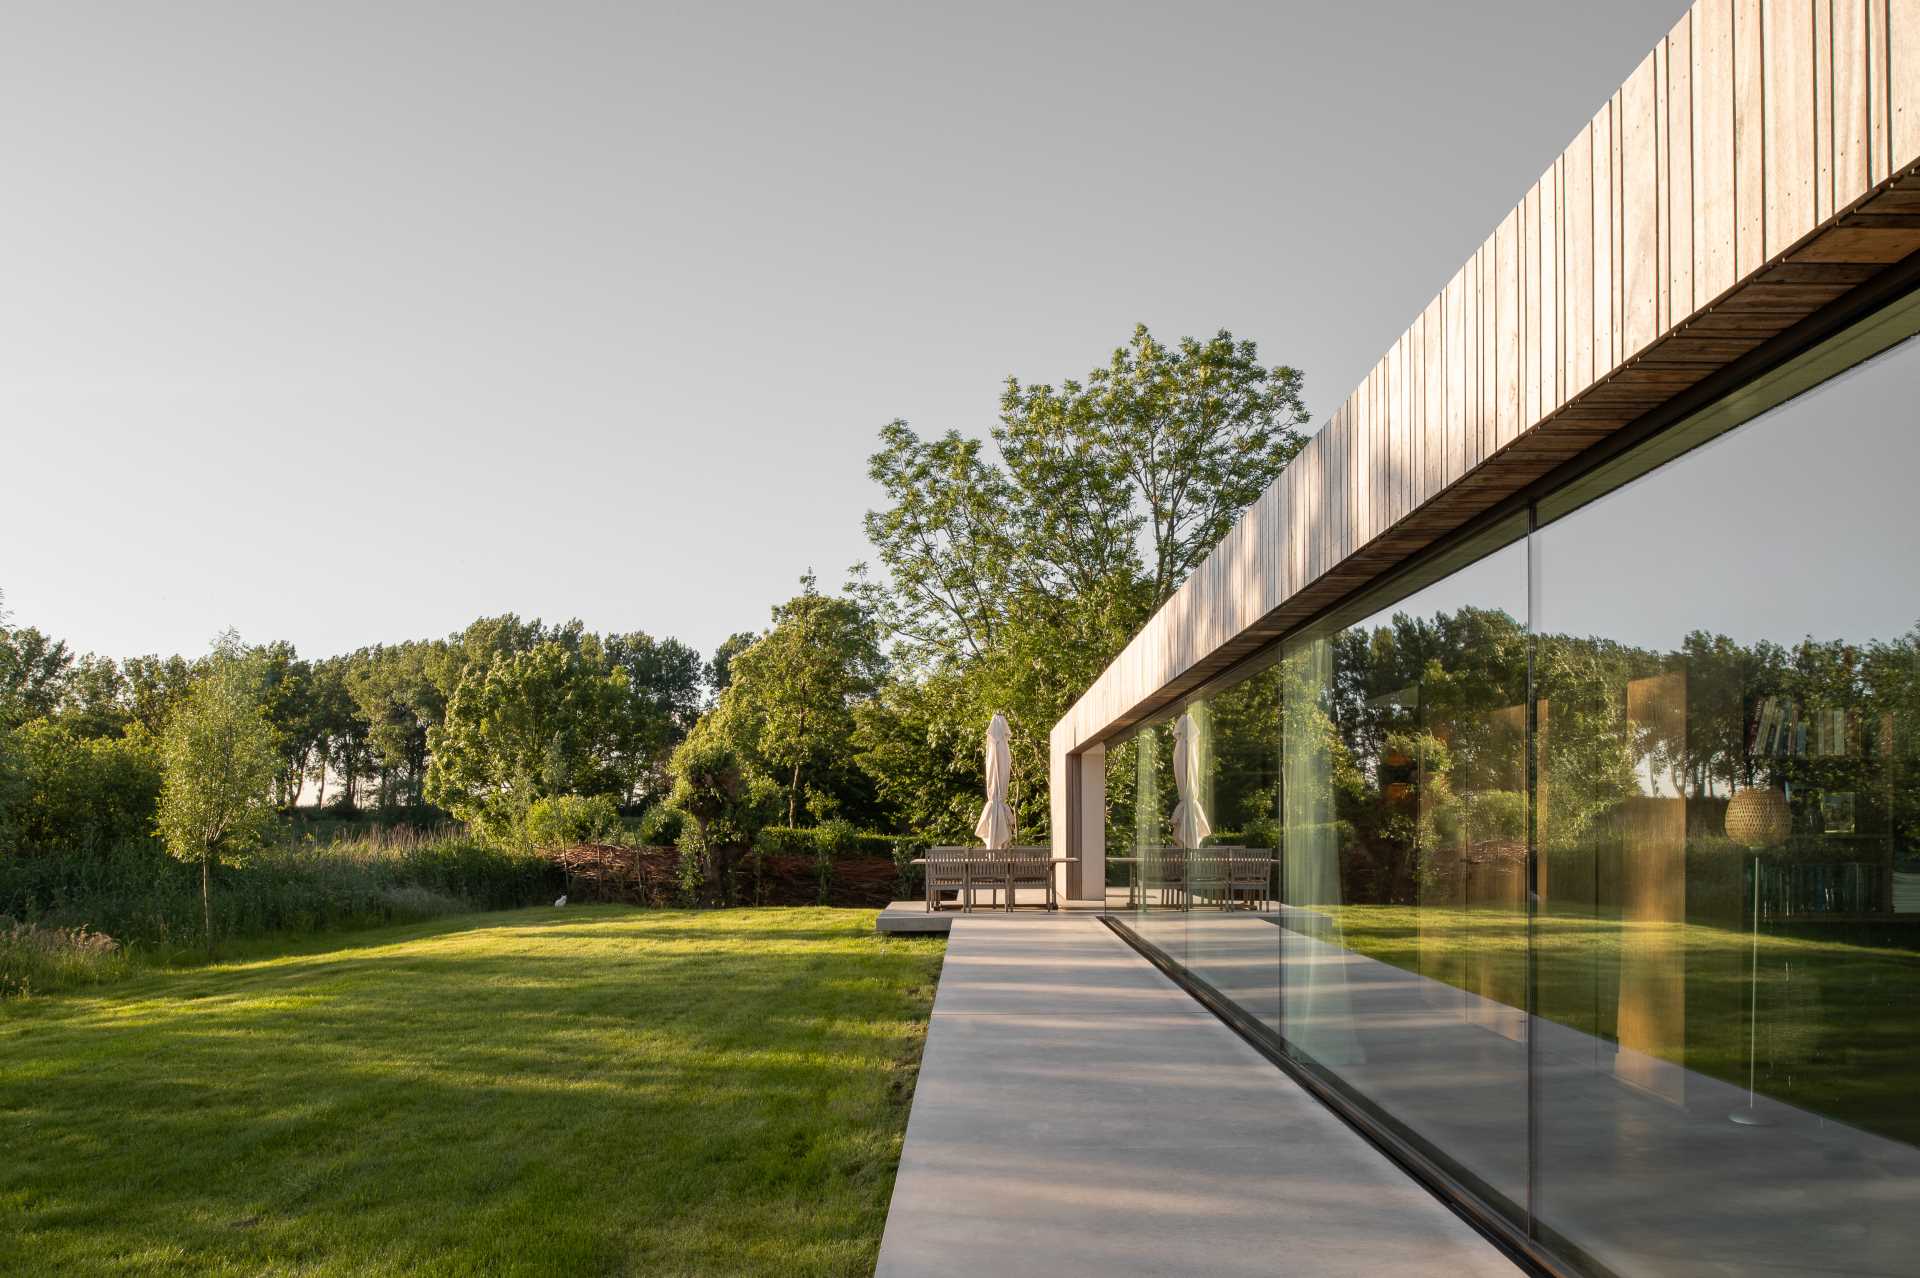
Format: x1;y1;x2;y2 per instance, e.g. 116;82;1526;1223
1310;903;1920;1144
0;906;946;1277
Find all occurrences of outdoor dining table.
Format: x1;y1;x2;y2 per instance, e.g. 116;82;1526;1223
909;856;1078;913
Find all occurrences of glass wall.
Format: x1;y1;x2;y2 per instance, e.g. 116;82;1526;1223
1278;522;1532;1222
1527;318;1920;1275
1101;301;1920;1276
1104;670;1283;1025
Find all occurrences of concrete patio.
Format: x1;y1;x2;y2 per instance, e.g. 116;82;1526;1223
874;915;1518;1277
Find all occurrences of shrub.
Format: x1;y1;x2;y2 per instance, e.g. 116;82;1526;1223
523;794;623;849
5;721;162;854
753;825;899;860
635;803;684;847
1462;789;1528;844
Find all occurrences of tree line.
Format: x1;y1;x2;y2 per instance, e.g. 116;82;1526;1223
2;323;1314;881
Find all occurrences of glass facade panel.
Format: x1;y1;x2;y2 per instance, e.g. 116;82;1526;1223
1529;329;1920;1276
1183;669;1282;1034
1095;300;1920;1275
1278;525;1531;1221
1103;673;1283;1029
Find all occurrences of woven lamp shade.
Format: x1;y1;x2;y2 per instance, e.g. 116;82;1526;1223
1726;787;1791;848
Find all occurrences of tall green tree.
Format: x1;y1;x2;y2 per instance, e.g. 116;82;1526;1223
347;641;447;809
157;634;281;955
713;576;886;827
858;324;1310;838
703;631;758;702
424;637;631;840
666;730;775;901
605;631;704;804
0;620;75;730
121;653;197;737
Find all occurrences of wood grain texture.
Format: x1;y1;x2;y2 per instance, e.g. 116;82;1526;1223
1670;11;1697;319
1736;0;1767;275
1897;0;1920;161
1765;0;1818;258
1051;0;1920;794
1817;0;1836;223
1837;1;1874;205
1872;0;1893;182
1624;52;1663;356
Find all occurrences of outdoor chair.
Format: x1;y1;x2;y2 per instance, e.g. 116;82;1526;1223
1225;847;1273;911
1187;845;1238;910
970;848;1014;911
925;846;974;912
1139;845;1188;910
1001;845;1056;912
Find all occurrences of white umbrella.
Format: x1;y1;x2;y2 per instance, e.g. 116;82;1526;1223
974;712;1013;849
1169;711;1211;848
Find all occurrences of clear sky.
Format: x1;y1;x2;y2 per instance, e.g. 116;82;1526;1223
1;0;1693;665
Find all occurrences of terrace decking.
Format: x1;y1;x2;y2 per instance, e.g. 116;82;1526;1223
874;916;1517;1278
875;895;1109;935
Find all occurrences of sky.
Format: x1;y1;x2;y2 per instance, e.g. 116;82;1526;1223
0;0;1696;665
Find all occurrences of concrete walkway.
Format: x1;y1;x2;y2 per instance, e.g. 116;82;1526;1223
875;917;1518;1278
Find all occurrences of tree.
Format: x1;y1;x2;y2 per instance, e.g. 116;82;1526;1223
307;655;370;810
121;653;197;737
1003;325;1310;601
666;730;774;901
703;631;757;702
857;324;1310;839
347;641;447;809
716;575;886;826
605;631;704;804
57;655;130;739
157;635;281;955
851;666;984;839
0;621;75;730
424;637;631;840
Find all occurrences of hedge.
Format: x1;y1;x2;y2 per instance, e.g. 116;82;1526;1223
752;825;901;861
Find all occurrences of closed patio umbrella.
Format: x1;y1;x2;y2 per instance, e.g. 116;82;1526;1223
974;713;1013;850
1169;711;1211;848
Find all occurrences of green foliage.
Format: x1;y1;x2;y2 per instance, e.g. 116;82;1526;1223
2;719;161;854
157;635;283;952
752;825;899;861
0;833;559;959
158;638;281;866
709;575;886;827
523;793;623;849
425;637;632;840
703;630;757;699
667;730;780;901
634;802;685;847
857;324;1310;842
0;615;75;731
852;665;1000;842
1461;789;1528;844
119;653;196;737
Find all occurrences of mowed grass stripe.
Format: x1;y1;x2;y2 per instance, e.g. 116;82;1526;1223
0;907;945;1277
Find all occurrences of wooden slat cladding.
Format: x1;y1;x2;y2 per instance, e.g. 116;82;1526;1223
1053;0;1920;763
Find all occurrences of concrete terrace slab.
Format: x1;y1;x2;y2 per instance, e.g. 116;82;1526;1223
875;917;1518;1278
876;897;1109;935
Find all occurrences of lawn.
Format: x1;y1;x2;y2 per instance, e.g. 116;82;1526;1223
0;906;945;1277
1308;903;1920;1144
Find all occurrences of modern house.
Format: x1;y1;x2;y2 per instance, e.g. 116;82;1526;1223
1045;2;1920;1273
